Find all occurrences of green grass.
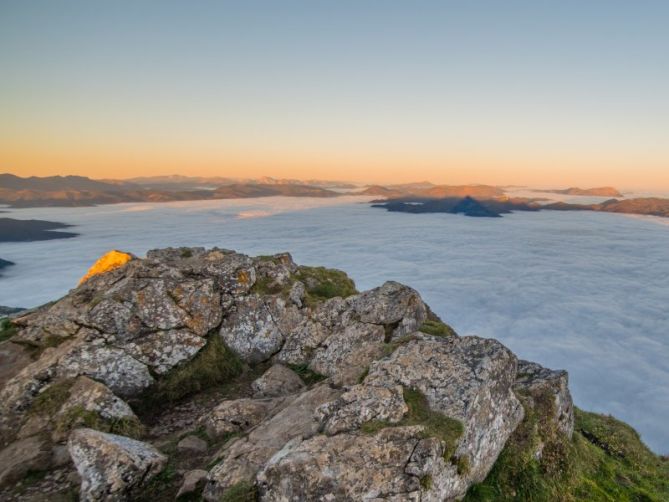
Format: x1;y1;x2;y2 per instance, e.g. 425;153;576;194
294;266;357;304
220;481;258;501
419;320;457;337
28;378;144;438
0;318;18;342
464;391;669;502
251;263;357;307
286;363;327;385
137;334;243;411
55;405;144;439
29;378;75;416
361;387;464;461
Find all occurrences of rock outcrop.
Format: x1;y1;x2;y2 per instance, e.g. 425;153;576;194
0;247;578;501
68;428;166;500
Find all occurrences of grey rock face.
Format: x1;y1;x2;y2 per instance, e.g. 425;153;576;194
251;364;305;398
68;428;167;501
0;246;578;501
177;435;208;454
258;426;431;501
219;295;285;363
350;281;427;337
364;334;524;496
515;359;575;440
316;384;408;435
202;397;288;438
177;469;208;498
0;435;52;487
203;385;341;500
17;376;141;442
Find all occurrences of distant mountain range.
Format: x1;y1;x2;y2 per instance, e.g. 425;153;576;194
358;183;505;199
0;174;343;207
533;186;624;197
112;175;357;191
374;195;669;218
545;198;669;217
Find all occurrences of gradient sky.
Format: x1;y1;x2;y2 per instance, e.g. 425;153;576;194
1;1;668;189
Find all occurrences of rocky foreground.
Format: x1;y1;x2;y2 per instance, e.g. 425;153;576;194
0;248;666;501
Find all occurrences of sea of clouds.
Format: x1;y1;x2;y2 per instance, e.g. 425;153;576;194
1;195;668;453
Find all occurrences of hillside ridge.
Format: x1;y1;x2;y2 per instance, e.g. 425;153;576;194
0;248;665;501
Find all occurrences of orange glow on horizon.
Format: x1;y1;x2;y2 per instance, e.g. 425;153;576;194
1;143;668;191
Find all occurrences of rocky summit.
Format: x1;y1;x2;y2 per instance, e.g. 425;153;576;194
0;248;666;501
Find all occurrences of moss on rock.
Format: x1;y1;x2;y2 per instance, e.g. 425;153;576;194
465;393;669;501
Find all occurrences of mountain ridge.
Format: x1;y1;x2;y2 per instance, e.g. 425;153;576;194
0;248;665;500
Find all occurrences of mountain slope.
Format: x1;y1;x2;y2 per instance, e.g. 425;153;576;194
0;248;664;501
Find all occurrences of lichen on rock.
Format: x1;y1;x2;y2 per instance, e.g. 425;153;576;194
0;246;662;501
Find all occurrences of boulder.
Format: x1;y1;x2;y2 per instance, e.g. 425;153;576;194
251;364;305;398
363;334;524;495
0;435;52;487
202;397;287;439
121;328;206;375
177;469;208;498
68;428;167;501
18;376;140;441
258;426;433;501
203;385;340;500
349;281;427;338
219;295;284;363
515;359;575;440
177;435;208;454
316;384;408;435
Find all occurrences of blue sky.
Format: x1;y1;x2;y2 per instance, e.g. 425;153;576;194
1;1;668;187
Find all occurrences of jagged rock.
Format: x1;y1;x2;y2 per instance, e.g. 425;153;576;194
177;435;208;453
204;385;340;500
0;340;32;383
202;397;287;438
0;435;52;487
308;321;386;385
121;329;206;374
79;250;134;285
0;246;587;500
219;295;285;363
275;297;350;365
364;334;524;494
258;426;434;501
18;376;140;441
251;364;305;398
59;345;154;397
316;384;408;435
515;360;575;439
289;280;306;307
177;469;208;498
68;428;167;501
349;281;427;338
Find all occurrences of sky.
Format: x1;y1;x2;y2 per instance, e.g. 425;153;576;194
1;1;668;189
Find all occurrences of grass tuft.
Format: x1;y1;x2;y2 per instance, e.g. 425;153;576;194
464;391;669;501
361;387;464;461
295;266;357;304
286;363;327;385
29;378;75;416
55;405;144;439
419;320;457;337
137;334;243;412
0;318;18;342
220;480;258;501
